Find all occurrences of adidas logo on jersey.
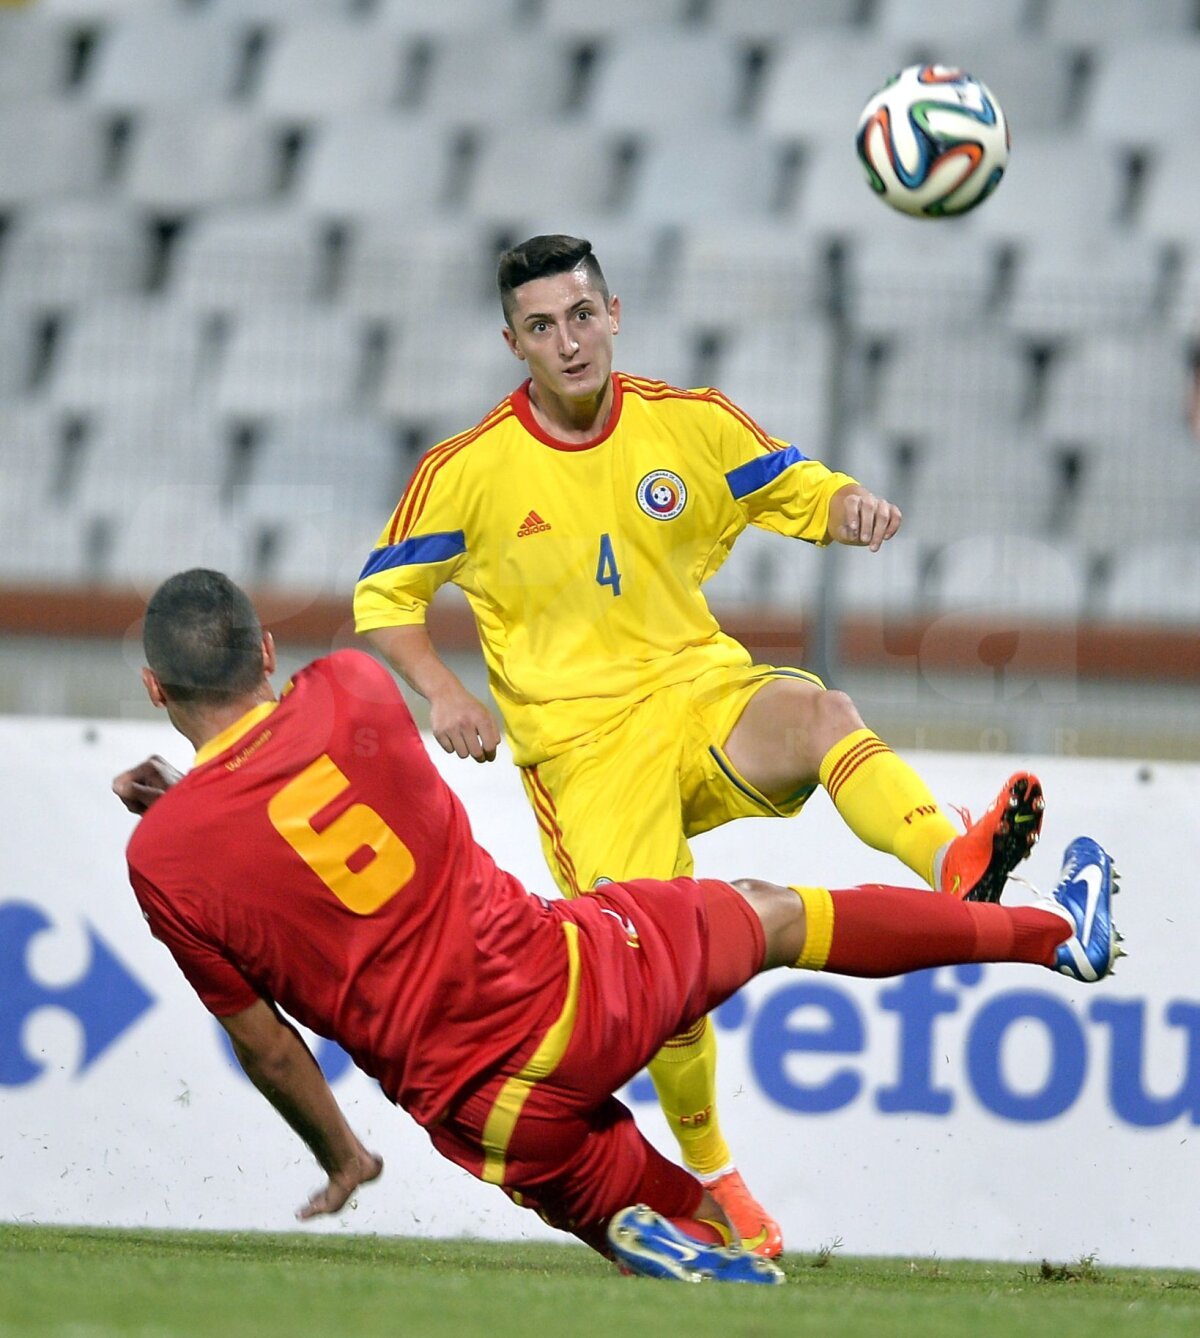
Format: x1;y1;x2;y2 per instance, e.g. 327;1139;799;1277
516;510;552;537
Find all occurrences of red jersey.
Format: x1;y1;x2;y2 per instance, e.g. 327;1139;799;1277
127;650;572;1126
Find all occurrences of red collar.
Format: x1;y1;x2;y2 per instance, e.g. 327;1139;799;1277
510;374;624;452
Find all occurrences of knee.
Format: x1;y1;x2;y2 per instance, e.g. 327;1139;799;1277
816;689;864;737
730;879;807;968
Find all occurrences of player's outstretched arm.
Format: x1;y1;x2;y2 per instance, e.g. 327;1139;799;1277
826;483;902;552
112;755;185;814
219;1000;383;1220
367;624;501;763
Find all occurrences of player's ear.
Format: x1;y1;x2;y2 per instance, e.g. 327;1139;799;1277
502;324;525;360
261;630;276;678
609;294;620;335
142;667;168;710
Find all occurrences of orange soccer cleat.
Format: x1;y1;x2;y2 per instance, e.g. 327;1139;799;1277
705;1170;783;1259
939;771;1044;903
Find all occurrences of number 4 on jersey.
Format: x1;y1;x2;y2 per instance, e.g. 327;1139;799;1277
596;533;623;597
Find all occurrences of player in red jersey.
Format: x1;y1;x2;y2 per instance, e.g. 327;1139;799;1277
117;570;1120;1281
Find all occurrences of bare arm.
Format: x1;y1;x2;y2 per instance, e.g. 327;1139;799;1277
220;999;382;1220
826;482;903;553
366;624;500;763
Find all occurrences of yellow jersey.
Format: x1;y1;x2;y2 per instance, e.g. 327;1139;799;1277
354;373;856;765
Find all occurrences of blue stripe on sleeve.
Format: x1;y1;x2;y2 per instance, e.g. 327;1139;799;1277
358;530;467;579
725;445;810;500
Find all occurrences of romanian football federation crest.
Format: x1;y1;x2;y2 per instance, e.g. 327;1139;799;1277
636;469;687;521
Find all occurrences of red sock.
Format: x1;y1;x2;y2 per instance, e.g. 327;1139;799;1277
823;884;1070;978
670;1217;729;1245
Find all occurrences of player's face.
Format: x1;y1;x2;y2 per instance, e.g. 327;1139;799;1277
503;266;620;406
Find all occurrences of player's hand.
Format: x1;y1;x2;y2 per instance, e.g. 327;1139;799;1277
429;687;501;763
296;1152;384;1221
830;487;902;552
112;755;184;814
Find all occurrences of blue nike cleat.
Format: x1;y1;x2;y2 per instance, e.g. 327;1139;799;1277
1044;836;1123;982
607;1205;785;1284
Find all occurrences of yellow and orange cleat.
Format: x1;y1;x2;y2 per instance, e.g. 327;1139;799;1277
704;1170;783;1259
939;771;1044;903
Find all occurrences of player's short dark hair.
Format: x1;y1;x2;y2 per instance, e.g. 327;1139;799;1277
143;569;264;705
497;234;609;325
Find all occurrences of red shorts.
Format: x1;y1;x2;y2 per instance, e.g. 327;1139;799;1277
427;876;764;1251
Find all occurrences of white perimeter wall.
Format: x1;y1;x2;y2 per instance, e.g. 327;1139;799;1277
0;717;1195;1267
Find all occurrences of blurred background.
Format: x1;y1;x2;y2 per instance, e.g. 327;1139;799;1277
1;0;1198;758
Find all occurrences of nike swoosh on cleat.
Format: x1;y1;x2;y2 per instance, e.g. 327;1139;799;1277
1014;813;1035;824
653;1237;701;1263
1077;864;1105;944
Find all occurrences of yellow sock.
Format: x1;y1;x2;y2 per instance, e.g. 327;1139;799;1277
791;885;835;969
819;728;957;887
646;1015;731;1177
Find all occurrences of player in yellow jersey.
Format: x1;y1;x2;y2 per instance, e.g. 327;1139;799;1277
353;235;1044;1257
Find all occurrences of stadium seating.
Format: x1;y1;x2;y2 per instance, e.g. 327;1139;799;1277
376;321;519;425
169;207;330;314
706;0;862;41
0;12;72;100
874;0;1032;43
206;0;361;20
1;201;154;313
624;129;790;225
586;30;749;132
465;123;626;219
104;484;256;595
253;21;407;119
962;135;1131;242
373;0;523;34
0;405;69;512
903;38;1081;137
845;229;1004;336
336;218;497;322
121;108;287;212
537;0;690;39
46;298;211;413
0;103;111;210
1097;539;1200;624
0;0;1198;649
1045;0;1196;42
0;307;41;400
923;532;1092;620
1037;331;1193;446
1085;40;1200;148
671;220;826;330
212;307;369;416
1136;143;1200;247
610;312;705;392
706;324;834;450
758;34;914;143
70;407;234;511
702;521;826;612
418;34;579;123
296;114;458;215
870;334;1031;439
1004;236;1166;338
83;16;249;111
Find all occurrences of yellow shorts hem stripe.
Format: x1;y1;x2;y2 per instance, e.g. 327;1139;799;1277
791;885;834;971
481;921;581;1185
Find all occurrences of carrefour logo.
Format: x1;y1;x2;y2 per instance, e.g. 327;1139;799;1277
627;967;1200;1128
0;902;155;1085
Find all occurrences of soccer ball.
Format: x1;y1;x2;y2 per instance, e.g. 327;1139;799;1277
855;64;1009;217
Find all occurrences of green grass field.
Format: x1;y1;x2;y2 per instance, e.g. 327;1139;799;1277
3;1225;1199;1338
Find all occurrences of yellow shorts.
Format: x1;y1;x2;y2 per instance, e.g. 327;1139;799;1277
519;663;825;898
